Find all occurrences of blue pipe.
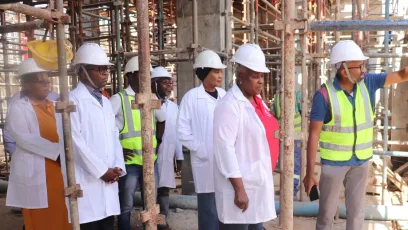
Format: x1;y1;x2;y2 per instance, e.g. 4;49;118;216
309;19;408;32
131;192;408;221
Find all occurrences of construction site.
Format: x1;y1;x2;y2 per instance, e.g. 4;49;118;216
0;0;408;229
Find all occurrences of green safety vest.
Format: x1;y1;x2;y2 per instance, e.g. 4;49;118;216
273;93;302;131
319;81;374;161
119;91;157;165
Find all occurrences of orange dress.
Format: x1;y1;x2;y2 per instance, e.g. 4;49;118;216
22;100;71;230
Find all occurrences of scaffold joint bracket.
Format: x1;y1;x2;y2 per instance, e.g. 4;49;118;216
137;205;165;224
133;93;161;110
63;184;83;198
55;101;77;113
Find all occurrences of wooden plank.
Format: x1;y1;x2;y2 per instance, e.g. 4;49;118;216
395;162;408;175
372;162;407;192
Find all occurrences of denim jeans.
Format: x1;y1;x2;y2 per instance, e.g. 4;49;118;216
294;140;301;196
157;187;170;226
197;193;221;230
220;223;263;230
118;163;159;230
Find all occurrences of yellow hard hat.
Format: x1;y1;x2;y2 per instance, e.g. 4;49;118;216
27;40;74;71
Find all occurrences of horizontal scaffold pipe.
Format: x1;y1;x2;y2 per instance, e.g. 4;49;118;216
309;19;408;32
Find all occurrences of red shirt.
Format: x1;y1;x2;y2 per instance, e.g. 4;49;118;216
251;96;280;171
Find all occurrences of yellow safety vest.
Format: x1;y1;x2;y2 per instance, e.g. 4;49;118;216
319;81;374;161
119;91;157;165
273;93;302;130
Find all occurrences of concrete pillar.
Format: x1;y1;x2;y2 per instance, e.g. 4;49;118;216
176;0;226;100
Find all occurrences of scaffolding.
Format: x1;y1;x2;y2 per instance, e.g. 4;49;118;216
1;0;408;229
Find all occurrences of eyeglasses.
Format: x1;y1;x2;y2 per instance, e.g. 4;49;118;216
86;66;109;74
345;63;366;72
32;80;51;87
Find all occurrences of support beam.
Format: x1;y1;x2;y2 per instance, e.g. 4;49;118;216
309;19;408;32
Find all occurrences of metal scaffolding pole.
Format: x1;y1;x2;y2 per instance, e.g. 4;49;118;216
299;0;308;202
192;0;199;87
309;19;408;31
124;0;131;52
281;0;295;227
0;3;69;23
250;0;255;43
315;0;322;91
381;0;390;206
335;0;341;43
225;0;232;90
0;19;49;33
55;0;82;229
135;0;163;228
114;1;123;92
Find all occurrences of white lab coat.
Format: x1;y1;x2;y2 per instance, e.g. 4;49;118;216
70;82;126;224
177;84;226;193
4;91;61;156
158;100;184;188
5;98;67;209
213;84;276;224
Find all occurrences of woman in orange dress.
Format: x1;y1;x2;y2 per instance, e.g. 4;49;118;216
5;58;71;230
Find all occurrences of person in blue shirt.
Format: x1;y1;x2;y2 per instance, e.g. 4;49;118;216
303;40;408;230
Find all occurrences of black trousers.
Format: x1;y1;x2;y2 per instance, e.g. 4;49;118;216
80;216;115;230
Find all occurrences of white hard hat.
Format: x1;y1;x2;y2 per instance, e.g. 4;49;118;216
73;43;113;66
18;58;47;76
330;40;368;65
124;56;153;74
231;43;270;73
193;50;226;69
151;66;172;79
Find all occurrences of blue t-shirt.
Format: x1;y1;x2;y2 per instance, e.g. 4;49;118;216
310;73;387;166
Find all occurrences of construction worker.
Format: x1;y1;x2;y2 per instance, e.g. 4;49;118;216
151;66;184;230
213;43;277;230
273;90;302;198
110;56;165;230
70;43;126;229
177;50;226;230
6;58;70;230
303;40;408;230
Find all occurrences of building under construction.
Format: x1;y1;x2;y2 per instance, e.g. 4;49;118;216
1;0;408;229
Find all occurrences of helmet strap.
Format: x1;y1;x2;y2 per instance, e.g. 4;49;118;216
81;65;99;89
342;62;356;84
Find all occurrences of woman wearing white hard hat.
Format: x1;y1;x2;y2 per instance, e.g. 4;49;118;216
304;40;408;230
70;43;126;229
213;43;277;230
151;66;183;230
177;49;226;230
6;58;71;230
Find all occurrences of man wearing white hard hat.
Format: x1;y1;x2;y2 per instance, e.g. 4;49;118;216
303;40;408;230
177;50;226;230
70;43;126;229
213;43;277;230
109;56;165;230
151;66;183;230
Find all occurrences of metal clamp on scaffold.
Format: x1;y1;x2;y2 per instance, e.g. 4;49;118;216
55;101;77;113
137;204;165;225
63;184;83;198
133;93;161;110
274;19;307;35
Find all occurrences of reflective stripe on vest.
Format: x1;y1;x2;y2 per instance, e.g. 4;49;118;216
319;81;374;162
119;91;157;165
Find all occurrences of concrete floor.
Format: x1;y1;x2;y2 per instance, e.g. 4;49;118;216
0;198;394;230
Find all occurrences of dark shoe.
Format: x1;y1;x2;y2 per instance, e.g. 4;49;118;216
158;224;172;230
